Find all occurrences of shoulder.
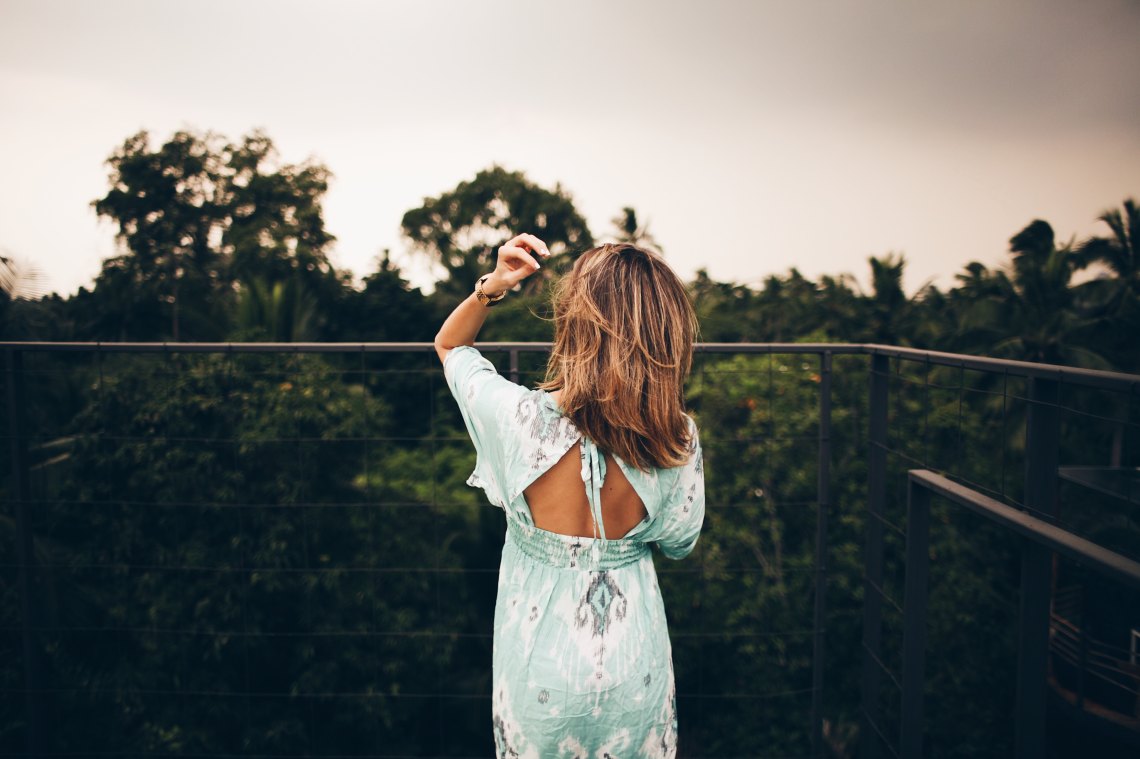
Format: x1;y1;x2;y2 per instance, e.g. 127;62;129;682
443;346;524;406
444;345;575;446
442;344;492;389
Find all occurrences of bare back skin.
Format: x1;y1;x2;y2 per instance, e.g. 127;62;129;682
522;390;649;539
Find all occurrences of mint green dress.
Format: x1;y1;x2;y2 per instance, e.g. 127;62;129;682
443;345;706;759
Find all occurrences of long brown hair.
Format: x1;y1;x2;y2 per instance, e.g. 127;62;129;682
537;243;698;470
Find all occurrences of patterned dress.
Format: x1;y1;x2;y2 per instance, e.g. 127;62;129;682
443;346;706;758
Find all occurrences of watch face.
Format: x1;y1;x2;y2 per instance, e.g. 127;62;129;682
476;274;504;306
475;276;494;306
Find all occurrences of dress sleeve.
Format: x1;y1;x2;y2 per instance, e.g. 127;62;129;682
442;345;527;509
652;415;706;560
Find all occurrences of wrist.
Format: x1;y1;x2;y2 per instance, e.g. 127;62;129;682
481;272;510;298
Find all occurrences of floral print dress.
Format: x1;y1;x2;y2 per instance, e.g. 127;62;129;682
443;346;706;758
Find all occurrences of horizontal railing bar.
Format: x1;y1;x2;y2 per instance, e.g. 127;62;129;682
694;343;861;354
0;625;825;640
910;470;1140;589
31;752;495;759
0;686;488;699
26;432;824;448
864;344;1140;392
0;563;502;574
0;341;444;353
13;627;498;639
11;497;822;511
0;341;857;355
0;561;832;576
5;753;488;759
7;340;1139;391
0;685;818;701
16;433;827;446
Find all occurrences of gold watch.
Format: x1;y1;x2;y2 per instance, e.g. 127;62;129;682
475;274;507;307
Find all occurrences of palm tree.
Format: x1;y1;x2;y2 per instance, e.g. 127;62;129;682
954;220;1107;368
1075;198;1139;313
865;254;908;344
0;252;51;339
610;207;663;253
851;253;934;346
232;275;318;342
1073;198;1140;373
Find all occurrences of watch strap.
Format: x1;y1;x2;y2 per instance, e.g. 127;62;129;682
475;274;506;307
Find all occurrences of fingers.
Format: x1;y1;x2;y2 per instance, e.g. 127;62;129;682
494;233;550;289
500;245;541;273
504;232;551;258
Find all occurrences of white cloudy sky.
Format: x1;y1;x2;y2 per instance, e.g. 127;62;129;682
2;0;1138;297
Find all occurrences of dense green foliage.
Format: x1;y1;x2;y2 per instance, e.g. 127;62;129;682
1;128;1137;757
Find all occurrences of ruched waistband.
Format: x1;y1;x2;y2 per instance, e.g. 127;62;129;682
506;518;650;571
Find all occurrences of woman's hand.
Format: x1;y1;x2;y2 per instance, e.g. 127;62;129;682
483;232;552;296
433;233;552;364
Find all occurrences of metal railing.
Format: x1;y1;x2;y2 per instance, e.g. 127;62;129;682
890;470;1140;758
2;341;1139;758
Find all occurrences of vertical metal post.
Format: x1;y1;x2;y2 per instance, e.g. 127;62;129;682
900;478;931;759
1016;377;1059;758
7;348;44;756
509;348;519;385
810;352;832;757
1076;591;1087;709
860;353;889;759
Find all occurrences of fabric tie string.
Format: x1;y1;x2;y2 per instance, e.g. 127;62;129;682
579;437;607;561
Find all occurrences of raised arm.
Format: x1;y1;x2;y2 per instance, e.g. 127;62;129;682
433;232;551;364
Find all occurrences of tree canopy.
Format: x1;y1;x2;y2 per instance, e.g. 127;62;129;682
400;164;594;298
88;128;345;341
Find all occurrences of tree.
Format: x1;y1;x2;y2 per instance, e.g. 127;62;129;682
231;276;318;342
1075;198;1140;313
220;131;344;328
815;272;865;342
1074;198;1140;371
953;220;1107;368
0;252;53;339
400;165;593;299
330;249;436;343
92;130;229;340
609;206;663;253
90;128;345;341
855;253;938;346
37;351;488;756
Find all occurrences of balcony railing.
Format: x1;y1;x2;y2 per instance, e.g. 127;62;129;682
2;341;1139;759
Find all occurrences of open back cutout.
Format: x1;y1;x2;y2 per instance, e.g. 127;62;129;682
522;442;648;539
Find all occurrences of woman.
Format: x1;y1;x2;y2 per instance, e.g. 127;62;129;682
434;232;706;758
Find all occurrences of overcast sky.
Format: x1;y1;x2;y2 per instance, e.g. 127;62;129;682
2;0;1138;298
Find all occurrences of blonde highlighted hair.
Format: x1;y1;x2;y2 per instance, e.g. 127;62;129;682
537;243;698;470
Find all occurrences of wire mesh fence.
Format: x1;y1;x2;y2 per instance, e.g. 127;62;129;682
1;342;1138;758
